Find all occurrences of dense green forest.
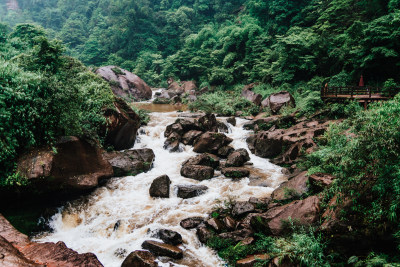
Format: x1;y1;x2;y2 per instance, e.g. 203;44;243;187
1;0;399;88
1;1;400;266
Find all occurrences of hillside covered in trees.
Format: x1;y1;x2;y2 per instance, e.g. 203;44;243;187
1;0;400;88
1;1;400;266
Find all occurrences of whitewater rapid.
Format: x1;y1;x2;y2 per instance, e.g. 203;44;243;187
35;111;286;267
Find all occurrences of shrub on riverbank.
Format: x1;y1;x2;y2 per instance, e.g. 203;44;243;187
0;24;114;186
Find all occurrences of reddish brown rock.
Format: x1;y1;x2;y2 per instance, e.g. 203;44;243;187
262;91;295;114
96;66;152;100
241;84;262;106
121;250;157;267
252;196;321;236
232;202;256;217
309;173;336;190
218;228;254;243
103;97;141;150
236;254;271;267
0;214;103;267
193;132;233;154
206;218;225;232
17;136;113;192
247;120;337;164
223;216;237;230
196;225;213;243
271;171;309;201
182;130;203;145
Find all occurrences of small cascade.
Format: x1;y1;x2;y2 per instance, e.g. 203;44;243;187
36;111;286;267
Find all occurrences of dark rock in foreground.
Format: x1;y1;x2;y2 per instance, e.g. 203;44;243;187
180;165;214;181
155;229;183;246
226;149;250;167
141;240;183;259
193;132;233;154
121;250;157;267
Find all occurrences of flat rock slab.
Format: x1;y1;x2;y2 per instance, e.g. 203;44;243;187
142;240;183;259
176;185;208;199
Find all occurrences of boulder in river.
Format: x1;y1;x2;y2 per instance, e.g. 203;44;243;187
96;66;152;101
193;132;233;154
221;167;250;179
180;165;214;181
176;185;208;199
17;136;113;193
182;154;220;169
103;149;155;177
141;240;183;259
103;97;141;150
225;149;250;167
182;130;203;145
261;91;295;114
149;175;171;198
232;201;256;217
206;218;225;233
155;229;183;246
180;217;205;229
121;250;157;267
196;225;213;244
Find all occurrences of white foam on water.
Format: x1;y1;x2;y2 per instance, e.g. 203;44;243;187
35;112;286;267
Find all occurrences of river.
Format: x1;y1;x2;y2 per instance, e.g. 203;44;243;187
35;100;287;266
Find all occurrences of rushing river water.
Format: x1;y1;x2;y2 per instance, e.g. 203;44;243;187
36;99;287;267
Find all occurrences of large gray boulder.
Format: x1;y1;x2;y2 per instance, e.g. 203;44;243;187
96;66;152;101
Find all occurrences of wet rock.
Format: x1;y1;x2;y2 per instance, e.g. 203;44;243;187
198;113;218;132
196;226;213;243
149;175;171;198
218;228;254;243
141;240;183;259
103;97;141;150
156;229;183;246
17;136;113;192
232;202;256;217
96;66;152;100
227;117;236;126
176;185;208;199
193;132;233;154
183;154;219;169
221;167;250;179
217;146;235;158
236;254;271;267
180;217;204;229
223;216;237;230
180;165;214;181
175;118;202;132
0;236;40;267
164;132;182;152
226;149;250;167
271;171;309;202
0;214;103;267
206;218;225;232
252;196;321;236
247;120;336;164
217;121;230;133
182;130;203;145
262;91;295;114
164;123;184;138
121;250;157;267
103;149;155;177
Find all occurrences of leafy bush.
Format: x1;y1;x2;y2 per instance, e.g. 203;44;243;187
0;24;114;185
